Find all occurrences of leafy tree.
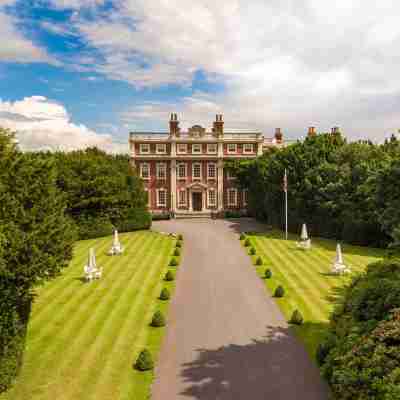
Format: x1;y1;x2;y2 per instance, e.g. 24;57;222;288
53;148;150;238
319;260;400;399
0;128;75;392
228;132;394;247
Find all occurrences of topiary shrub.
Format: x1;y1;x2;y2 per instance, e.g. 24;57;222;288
150;310;166;327
173;248;180;257
255;256;263;266
264;269;272;279
249;247;256;255
244;238;251;247
289;309;303;325
134;349;154;371
239;233;246;240
274;285;285;298
177;234;183;241
159;288;170;301
169;257;178;267
164;270;175;281
175;241;182;248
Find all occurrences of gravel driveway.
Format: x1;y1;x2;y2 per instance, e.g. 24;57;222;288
151;218;329;400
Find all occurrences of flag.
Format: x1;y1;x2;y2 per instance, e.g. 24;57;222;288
283;169;287;192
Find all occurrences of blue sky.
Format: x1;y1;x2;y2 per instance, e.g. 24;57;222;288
1;0;400;151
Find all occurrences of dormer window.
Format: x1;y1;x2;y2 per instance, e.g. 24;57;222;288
227;143;237;154
156;143;167;154
243;143;254;154
207;143;217;154
140;143;150;154
192;144;202;154
177;143;187;154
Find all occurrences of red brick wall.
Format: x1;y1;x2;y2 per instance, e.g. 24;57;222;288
137;160;171;212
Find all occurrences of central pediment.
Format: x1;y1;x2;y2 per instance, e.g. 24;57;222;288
188;125;206;137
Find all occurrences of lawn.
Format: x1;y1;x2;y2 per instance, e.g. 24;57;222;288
243;230;386;360
1;230;178;400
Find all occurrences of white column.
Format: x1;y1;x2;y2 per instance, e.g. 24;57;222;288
217;159;224;211
188;189;193;211
202;190;206;211
170;159;176;212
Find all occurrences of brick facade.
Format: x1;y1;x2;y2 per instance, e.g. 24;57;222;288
129;114;283;216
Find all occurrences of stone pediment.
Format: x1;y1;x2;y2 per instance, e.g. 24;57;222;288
188;125;206;137
187;182;208;190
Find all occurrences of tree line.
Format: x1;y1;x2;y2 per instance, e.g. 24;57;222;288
0;128;150;392
228;131;400;248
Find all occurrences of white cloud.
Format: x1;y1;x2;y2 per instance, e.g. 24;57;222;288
0;5;58;64
0;96;127;152
48;0;105;9
83;0;399;141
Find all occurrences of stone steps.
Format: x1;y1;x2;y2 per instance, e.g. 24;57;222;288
175;212;212;219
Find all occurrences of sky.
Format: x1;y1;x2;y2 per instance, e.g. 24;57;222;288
1;0;400;152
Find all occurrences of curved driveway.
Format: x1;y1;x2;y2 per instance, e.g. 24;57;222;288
151;218;329;400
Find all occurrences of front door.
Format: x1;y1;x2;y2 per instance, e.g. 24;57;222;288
192;192;202;211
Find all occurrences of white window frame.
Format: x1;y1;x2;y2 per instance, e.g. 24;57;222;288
178;189;187;206
156;143;166;154
140;162;150;180
156;188;167;207
140;143;150;154
156;162;167;180
177;162;187;179
207;162;216;179
207;143;217;154
243;143;254;154
227;143;237;154
192;143;202;154
192;162;202;179
243;189;249;206
227;188;237;206
208;189;216;207
177;143;187;154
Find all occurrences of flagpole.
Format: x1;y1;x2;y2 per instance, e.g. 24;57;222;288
284;169;288;240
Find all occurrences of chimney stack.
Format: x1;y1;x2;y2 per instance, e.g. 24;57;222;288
275;128;283;143
213;114;224;136
307;126;316;137
331;126;340;135
169;113;180;137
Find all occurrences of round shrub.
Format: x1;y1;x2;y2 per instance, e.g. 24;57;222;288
244;238;251;247
164;270;175;281
177;234;183;241
175;241;182;248
249;247;256;255
274;285;285;298
169;257;178;267
255;256;263;266
289;309;303;325
134;349;154;371
239;233;246;240
173;248;180;257
150;310;166;327
264;269;272;279
159;288;170;301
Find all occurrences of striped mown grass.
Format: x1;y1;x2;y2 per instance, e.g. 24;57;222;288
243;230;385;361
1;230;178;400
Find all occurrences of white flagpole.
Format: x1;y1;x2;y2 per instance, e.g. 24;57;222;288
284;169;288;240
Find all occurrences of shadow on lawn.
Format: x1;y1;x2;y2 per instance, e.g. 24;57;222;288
180;325;330;400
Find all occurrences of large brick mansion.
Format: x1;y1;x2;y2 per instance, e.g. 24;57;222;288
129;114;287;216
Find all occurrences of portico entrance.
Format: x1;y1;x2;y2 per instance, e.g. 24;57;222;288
192;192;202;211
